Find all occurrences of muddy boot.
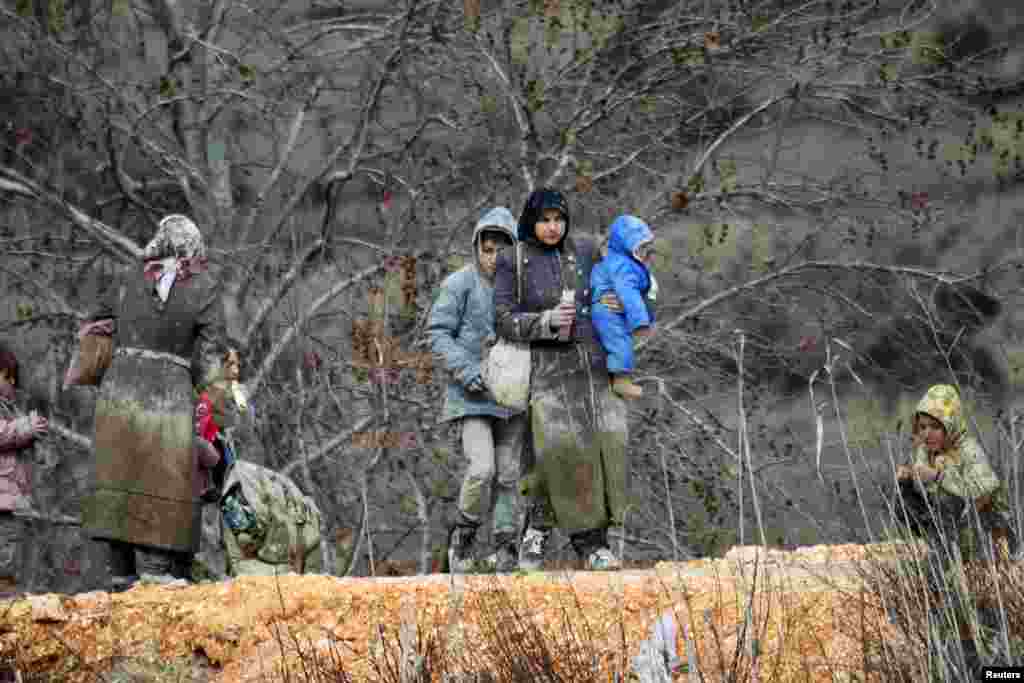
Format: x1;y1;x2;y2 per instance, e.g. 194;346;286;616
447;522;481;574
106;540;137;593
483;533;519;574
611;375;643;399
109;574;139;593
585;547;622;571
571;528;621;571
518;527;551;572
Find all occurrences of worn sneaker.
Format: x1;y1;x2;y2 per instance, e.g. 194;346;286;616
109;575;139;593
586;547;622;571
495;543;519;573
518;527;550;571
479;532;519;574
448;524;480;574
138;573;189;587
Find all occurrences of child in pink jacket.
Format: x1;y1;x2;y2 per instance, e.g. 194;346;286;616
0;343;48;591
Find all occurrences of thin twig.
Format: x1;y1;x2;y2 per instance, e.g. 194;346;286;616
249;247;431;392
237;75;325;246
636;259;1008;358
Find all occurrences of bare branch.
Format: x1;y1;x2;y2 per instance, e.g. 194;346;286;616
151;0;186;44
264;47;403;247
280;416;374;478
594;90;758;188
47;422;93;452
474;35;535;191
106;127;163;218
108;117;208;192
403;464;432;575
636;260;1004;358
4;9;206;191
0;262;82;319
242;238;325;347
237;75;325;245
813;91;910;126
691;92;792;178
203;0;232;44
0;166;141;264
249;247;432;392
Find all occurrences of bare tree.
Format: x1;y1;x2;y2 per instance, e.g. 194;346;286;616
2;0;1022;581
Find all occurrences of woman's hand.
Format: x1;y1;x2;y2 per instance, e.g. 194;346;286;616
549;301;576;331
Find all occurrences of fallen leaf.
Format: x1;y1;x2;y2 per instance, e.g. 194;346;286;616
671;191;689;211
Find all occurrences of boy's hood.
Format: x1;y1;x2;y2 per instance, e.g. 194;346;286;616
607;215;654;258
472;207;517;270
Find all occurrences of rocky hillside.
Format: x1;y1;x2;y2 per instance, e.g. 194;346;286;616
1;543;922;683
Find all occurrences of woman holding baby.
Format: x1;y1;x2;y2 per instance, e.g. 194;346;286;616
493;189;630;571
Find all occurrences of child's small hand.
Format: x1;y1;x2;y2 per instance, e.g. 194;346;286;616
632;327;653;339
599;294;623;314
30;413;48;437
14;413;48;439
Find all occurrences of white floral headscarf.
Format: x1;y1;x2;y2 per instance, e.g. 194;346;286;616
144;214;206;261
142;215;207;303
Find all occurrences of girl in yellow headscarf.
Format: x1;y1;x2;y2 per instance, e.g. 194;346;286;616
895;384;1014;561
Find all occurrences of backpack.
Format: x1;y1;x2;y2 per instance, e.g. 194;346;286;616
220;460;322;575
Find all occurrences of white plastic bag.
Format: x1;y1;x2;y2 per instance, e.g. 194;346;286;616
482;339;531;411
481;240;531;411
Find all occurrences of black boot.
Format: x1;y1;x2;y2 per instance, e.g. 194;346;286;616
448;522;480;574
446;511;481;577
488;532;519;574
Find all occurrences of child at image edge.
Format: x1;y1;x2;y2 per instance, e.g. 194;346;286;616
590;215;657;399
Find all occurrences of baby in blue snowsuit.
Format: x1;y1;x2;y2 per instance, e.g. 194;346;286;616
591;215;656;399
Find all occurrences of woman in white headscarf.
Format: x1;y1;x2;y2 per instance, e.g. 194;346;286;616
79;215;225;586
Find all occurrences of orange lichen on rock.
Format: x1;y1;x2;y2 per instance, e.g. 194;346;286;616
0;543;917;683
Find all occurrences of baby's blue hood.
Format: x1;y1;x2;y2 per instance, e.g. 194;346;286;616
607;215;653;257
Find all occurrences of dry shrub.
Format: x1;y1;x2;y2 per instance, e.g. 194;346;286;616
848;540;1024;681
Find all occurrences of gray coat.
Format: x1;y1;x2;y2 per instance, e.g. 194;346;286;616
428;208;520;423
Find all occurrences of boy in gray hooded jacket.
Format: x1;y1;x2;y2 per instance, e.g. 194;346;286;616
427;207;526;573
